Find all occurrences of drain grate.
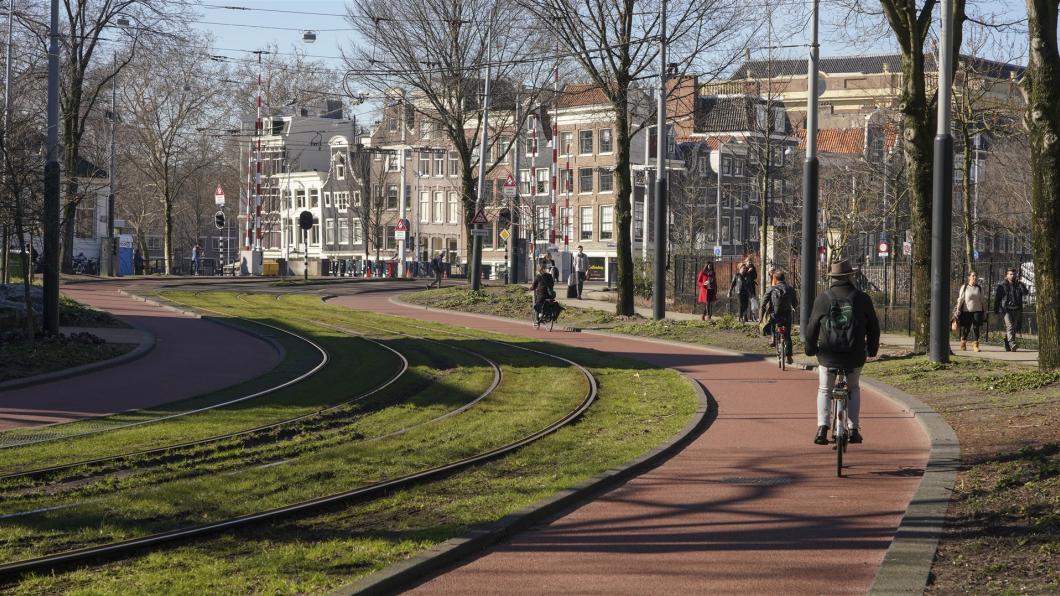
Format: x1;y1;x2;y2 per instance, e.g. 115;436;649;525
716;476;793;486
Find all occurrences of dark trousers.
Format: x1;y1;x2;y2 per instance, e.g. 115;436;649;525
958;311;984;341
576;271;585;297
773;315;793;355
738;293;750;321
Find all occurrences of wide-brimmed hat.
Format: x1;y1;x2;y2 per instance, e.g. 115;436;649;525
826;260;859;277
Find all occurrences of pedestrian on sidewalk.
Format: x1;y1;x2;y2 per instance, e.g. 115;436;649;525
191;244;201;276
804;259;880;446
729;263;750;322
574;246;589;299
427;252;444;289
953;271;986;351
134;248;144;276
993;268;1029;351
744;259;759;322
696;262;717;320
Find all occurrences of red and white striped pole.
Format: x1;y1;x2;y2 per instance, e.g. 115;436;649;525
549;62;558;250
253;51;263;250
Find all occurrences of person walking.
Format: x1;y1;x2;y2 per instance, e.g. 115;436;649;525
804;260;881;446
993;267;1030;351
743;260;759;322
134;248;144;276
696;262;718;320
729;263;750;322
761;269;798;362
574;245;589;299
191;244;201;276
953;271;987;351
427;252;444;289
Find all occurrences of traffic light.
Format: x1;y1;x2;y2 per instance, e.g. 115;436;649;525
214;210;225;230
498;208;511;230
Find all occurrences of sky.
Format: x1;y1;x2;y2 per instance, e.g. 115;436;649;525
189;0;1033;122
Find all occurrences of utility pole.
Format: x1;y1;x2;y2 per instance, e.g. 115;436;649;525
43;0;60;335
652;0;668;320
799;0;820;333
470;21;493;291
105;55;118;277
511;91;521;284
1;0;13;284
929;0;955;363
398;99;407;277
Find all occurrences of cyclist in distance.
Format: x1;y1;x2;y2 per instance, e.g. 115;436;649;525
761;269;798;364
804;260;880;446
530;263;556;319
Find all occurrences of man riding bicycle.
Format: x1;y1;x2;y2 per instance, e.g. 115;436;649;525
804;260;881;446
530;263;556;321
760;270;798;365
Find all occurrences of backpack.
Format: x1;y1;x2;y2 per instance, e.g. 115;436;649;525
771;284;792;314
820;289;858;353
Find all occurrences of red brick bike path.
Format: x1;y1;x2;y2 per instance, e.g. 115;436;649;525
0;282;280;430
331;287;931;594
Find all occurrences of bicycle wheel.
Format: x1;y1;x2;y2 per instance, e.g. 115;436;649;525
835;404;846;477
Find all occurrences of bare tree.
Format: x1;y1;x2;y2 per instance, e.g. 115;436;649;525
1024;0;1060;370
517;0;743;315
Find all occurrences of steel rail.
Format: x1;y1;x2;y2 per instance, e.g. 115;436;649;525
0;312;595;579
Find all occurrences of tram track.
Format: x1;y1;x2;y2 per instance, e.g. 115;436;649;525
0;290;598;580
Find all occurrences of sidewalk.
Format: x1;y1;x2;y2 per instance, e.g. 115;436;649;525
331;286;932;594
564;286;1040;365
0;282;281;431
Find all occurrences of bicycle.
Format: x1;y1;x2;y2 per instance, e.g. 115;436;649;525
774;324;788;370
828;368;853;477
531;299;559;331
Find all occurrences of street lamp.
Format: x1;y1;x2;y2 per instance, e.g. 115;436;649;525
302;30;317;43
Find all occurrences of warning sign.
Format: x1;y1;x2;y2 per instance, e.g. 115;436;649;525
471;209;489;225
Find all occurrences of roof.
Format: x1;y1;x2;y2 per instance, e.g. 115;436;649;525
695;94;791;134
730;53;1023;80
556;83;612;109
794;126;899;155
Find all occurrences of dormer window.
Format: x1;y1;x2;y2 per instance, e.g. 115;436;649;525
335;155;346;180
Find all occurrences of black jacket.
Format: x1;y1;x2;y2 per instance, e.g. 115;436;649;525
531;273;555;303
762;281;798;321
993;280;1029;313
804;279;881;370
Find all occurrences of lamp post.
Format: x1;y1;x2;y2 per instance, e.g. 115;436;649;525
929;0;955;364
652;0;668;321
799;0;820;332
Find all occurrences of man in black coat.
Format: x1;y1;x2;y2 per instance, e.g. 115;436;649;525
804;260;881;446
993;268;1030;351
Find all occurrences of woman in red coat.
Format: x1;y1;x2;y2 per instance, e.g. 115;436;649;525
696;262;717;320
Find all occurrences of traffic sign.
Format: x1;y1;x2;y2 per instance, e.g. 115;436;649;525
502;174;517;198
499;227;510;242
214;184;225;206
471;228;490;237
713;245;722;258
395;218;409;232
471;209;489;225
877;241;890;257
902;241;912;256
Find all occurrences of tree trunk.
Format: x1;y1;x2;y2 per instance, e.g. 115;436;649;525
13;189;33;342
1025;0;1060;370
462;168;477;285
961;126;975;274
897;51;935;352
1;225;9;284
163;193;173;275
613;96;634;316
61;115;80;274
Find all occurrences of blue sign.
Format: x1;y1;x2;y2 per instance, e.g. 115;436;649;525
713;245;722;258
973;250;980;260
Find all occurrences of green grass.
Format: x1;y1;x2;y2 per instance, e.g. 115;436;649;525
58;294;130;328
2;291;699;594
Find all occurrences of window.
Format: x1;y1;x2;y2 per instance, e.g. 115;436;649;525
733;159;744;176
772;106;786;133
433;192;444;223
722;216;731;244
339;220;350;244
560;131;573;155
448;192;460;224
519;169;532;195
295;189;305;208
561;169;573;194
419;152;430;176
420;118;432;136
579;167;593;193
599;128;613;153
756;105;768;129
387;154;398;171
325;218;335;244
352;219;362;244
749;215;759;241
536;169;549;195
419;191;429;223
537;206;552;236
335;157;345;180
483;222;493;248
309;189;319;208
722;157;732;175
310;218;320;245
527;135;538;155
352;191;361;207
496;136;510;160
324;192;332;208
599;168;613;193
579;130;593;154
435;151;445;176
580;206;593;241
386;185;399;210
733;216;742;243
385;225;396;249
697;155;707;173
75;202;96;239
599;205;613;240
448;151;458;176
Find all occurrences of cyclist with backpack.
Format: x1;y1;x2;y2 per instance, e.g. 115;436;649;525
761;270;798;364
804;260;881;446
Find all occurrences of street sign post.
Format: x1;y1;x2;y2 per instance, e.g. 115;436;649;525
499;227;510;242
214;184;225;206
395;217;409;241
713;245;722;258
298;210;313;281
471;209;489;225
902;241;912;256
502;174;516;199
877;241;890;258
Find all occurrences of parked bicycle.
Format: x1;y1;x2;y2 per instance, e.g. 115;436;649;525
72;253;98;275
828;368;853;477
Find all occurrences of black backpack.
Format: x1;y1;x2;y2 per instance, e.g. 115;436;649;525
820;289;858;353
771;284;792;314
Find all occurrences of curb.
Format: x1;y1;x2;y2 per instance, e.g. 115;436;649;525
118;290;285;358
385;293;957;595
330;366;714;596
0;325;155;392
